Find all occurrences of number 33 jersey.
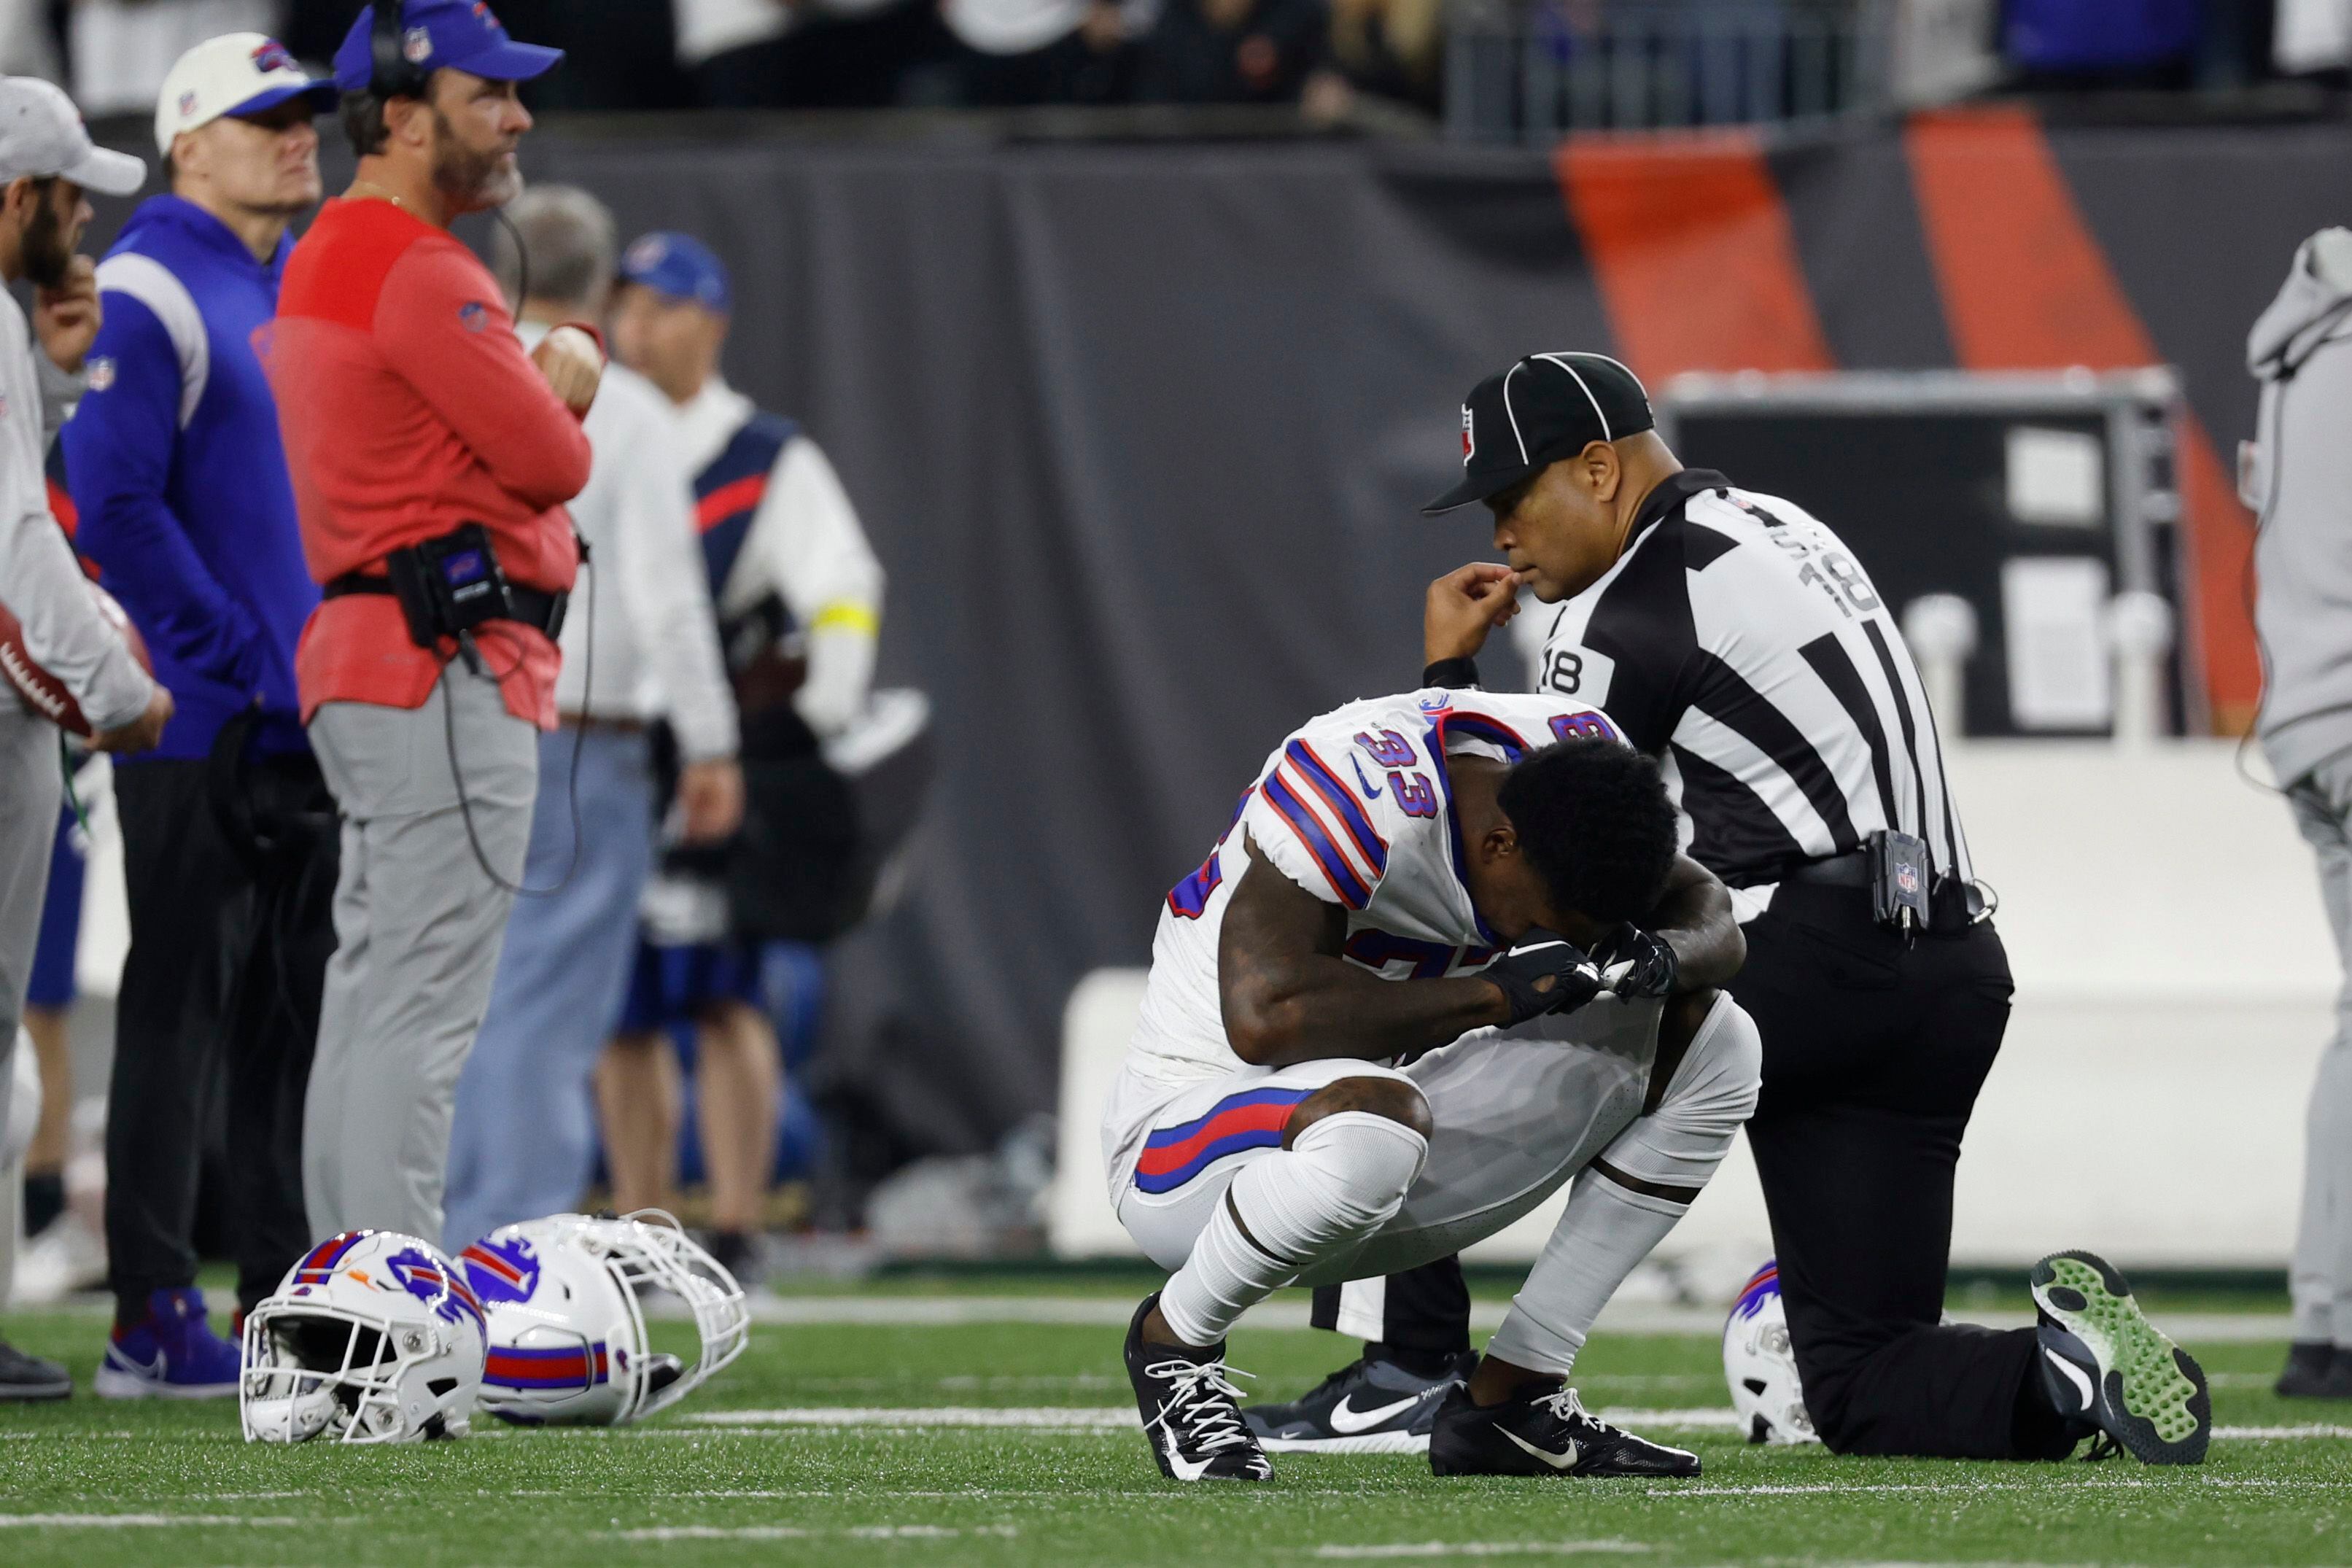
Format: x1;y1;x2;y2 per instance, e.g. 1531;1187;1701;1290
1119;687;1627;1101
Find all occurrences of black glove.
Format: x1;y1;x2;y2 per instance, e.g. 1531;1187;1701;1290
1594;923;1679;1000
1483;929;1605;1025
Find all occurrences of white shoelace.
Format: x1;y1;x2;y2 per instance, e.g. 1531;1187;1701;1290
1144;1357;1258;1454
1532;1386;1598;1427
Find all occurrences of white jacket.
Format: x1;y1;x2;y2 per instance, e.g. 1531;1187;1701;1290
0;292;152;734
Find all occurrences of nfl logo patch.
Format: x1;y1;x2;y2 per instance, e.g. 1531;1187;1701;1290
87;357;115;392
459;301;488;332
1896;864;1920;895
1460;405;1475;465
178;90;198;117
404;26;433;63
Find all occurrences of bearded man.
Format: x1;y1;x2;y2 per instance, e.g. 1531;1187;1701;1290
262;1;602;1246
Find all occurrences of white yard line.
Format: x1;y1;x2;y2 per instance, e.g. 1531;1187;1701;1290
678;1406;2352;1442
0;1515;300;1529
610;1525;1019;1541
1312;1545;1650;1559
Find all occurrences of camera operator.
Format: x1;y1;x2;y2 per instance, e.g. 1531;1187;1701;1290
263;2;594;1246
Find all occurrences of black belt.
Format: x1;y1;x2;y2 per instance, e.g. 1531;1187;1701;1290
324;573;567;638
1780;850;1987;929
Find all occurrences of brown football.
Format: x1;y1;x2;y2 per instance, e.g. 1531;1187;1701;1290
0;580;153;737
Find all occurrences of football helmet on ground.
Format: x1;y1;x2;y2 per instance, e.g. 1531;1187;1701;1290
1723;1258;1819;1445
240;1230;487;1444
458;1210;749;1426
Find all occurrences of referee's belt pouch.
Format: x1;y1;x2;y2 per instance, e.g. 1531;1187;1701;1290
326;524;568;648
1866;829;1933;934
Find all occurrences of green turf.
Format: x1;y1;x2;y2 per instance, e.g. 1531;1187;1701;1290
1;1287;2346;1567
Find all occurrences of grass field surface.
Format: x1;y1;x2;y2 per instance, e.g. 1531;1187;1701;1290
1;1276;2346;1567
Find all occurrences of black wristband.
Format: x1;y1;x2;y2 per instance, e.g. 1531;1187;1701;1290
1422;656;1481;691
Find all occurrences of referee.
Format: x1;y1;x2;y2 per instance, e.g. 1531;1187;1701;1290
1246;352;2212;1466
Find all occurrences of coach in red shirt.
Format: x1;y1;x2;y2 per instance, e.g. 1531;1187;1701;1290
265;1;600;1248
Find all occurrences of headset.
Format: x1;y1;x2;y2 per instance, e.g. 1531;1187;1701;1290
369;0;428;102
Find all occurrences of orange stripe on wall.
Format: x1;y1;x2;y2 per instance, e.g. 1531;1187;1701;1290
1903;106;2259;727
1556;130;1833;382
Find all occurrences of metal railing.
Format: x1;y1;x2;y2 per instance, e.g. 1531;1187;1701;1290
1445;0;1887;141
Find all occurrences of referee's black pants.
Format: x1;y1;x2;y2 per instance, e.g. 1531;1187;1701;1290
1311;880;2079;1461
106;753;336;1325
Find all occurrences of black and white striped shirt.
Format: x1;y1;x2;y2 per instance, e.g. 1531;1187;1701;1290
1534;468;1973;898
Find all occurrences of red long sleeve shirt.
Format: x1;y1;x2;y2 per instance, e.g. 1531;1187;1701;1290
263;197;590;728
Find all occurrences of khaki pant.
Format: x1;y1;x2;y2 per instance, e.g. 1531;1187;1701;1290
2289;747;2352;1349
0;704;61;1300
303;661;535;1248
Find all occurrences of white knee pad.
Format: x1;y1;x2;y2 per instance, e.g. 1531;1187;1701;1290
1600;997;1762;1191
1233;1109;1429;1262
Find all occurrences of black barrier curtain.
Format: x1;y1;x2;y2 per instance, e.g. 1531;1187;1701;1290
71;119;2349;1163
510;125;2352;1163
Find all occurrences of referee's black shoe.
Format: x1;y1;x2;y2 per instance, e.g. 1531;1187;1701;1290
1243;1349;1475;1453
1428;1378;1700;1478
2030;1250;2211;1464
0;1338;71;1401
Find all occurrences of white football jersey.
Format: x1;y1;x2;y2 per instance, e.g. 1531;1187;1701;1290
1115;686;1628;1102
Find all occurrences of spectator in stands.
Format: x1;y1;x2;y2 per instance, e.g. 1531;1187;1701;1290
67;1;281;116
943;0;1151;103
599;231;885;1277
61;33;341;1400
440;187;743;1256
1138;0;1329;103
1324;0;1440;111
674;0;793;106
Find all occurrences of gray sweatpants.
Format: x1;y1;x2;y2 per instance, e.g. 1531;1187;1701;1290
304;661;536;1248
2289;748;2352;1349
0;704;61;1299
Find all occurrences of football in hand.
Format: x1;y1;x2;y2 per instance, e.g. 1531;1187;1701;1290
0;579;152;737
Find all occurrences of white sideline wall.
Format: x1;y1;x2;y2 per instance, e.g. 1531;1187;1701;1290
1049;740;2340;1270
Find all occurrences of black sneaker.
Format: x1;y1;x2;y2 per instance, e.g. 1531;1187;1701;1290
1122;1295;1271;1482
2277;1342;2352;1400
0;1338;71;1402
1243;1351;1475;1453
2030;1250;2211;1465
1428;1379;1700;1478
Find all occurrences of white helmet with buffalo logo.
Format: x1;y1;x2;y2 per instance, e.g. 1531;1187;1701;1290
240;1230;488;1444
457;1210;749;1427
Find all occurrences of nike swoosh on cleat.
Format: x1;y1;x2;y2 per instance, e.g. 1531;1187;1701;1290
1498;1425;1580;1471
108;1348;165;1378
1161;1430;1216;1481
1327;1394;1421;1434
2044;1347;2096;1413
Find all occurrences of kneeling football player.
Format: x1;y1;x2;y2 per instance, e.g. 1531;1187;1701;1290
1107;688;1760;1481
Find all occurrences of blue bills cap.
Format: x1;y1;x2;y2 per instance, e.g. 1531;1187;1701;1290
334;1;564;93
618;231;731;314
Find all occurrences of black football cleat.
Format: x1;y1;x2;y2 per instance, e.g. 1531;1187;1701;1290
1243;1350;1475;1453
2030;1250;2211;1464
1123;1295;1272;1482
0;1338;71;1402
1428;1378;1700;1478
2276;1342;2352;1400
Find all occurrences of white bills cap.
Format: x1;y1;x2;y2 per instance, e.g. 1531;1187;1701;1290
0;77;144;196
154;34;339;157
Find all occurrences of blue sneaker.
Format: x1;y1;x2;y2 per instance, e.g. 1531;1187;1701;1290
94;1287;241;1400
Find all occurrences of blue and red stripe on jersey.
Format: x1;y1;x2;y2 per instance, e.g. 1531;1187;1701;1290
1133;1086;1313;1194
485;1342;611;1390
1260;772;1372;908
1285;742;1387;877
1432;710;1532;763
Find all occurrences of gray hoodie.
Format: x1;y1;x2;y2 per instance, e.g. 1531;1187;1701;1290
2250;228;2352;786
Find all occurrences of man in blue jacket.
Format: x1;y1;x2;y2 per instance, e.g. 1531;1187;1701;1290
59;33;340;1399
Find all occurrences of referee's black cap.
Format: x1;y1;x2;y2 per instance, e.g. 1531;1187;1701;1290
1421;352;1655;514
